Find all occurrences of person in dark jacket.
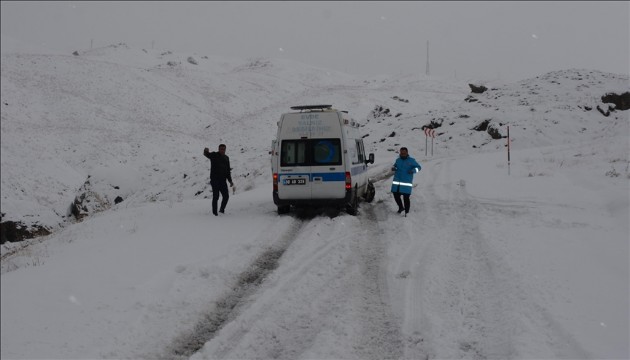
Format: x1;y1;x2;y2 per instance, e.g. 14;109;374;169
204;144;234;216
391;147;422;216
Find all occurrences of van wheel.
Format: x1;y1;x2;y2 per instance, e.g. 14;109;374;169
364;181;375;203
277;205;290;214
346;186;359;216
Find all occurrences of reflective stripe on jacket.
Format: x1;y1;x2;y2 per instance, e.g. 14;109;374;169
391;156;421;195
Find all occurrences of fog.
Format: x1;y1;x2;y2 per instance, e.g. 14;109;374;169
2;1;629;81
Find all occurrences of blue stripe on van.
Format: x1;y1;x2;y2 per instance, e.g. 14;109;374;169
311;172;346;181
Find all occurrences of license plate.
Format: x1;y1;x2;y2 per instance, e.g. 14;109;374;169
283;178;306;185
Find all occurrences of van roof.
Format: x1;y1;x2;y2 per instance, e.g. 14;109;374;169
281;105;360;128
290;105;334;112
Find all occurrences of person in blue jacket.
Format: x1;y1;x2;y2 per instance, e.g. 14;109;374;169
391;147;422;216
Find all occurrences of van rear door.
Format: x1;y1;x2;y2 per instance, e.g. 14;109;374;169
277;112;312;201
310;138;345;200
277;138;311;200
307;112;345;200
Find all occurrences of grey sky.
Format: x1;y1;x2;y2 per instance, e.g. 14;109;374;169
2;1;628;82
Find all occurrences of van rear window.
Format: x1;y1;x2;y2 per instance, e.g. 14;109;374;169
281;140;308;166
281;139;342;167
312;139;341;165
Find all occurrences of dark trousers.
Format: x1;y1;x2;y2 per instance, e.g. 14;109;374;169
210;178;229;214
393;192;410;213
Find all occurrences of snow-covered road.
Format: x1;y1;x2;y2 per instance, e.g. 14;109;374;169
189;186;404;359
182;155;597;359
2;147;627;359
388;158;591;359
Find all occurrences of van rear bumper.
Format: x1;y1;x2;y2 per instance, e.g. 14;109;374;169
273;191;351;207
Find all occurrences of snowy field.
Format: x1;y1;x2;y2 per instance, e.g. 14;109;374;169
1;43;629;359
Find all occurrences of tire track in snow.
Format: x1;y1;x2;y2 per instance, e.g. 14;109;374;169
149;217;306;360
387;159;447;360
398;158;590;359
199;215;356;359
431;178;518;359
191;207;403;359
396;158;521;359
350;204;404;360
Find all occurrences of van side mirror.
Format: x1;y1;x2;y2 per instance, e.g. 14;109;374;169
367;153;375;164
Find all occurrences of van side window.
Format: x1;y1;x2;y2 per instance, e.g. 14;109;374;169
350;141;359;164
281;140;307;166
354;140;365;164
359;141;366;163
313;139;342;166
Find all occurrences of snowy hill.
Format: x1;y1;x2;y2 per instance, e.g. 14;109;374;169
1;44;628;359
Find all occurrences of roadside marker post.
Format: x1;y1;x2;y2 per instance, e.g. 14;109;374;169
425;130;428;156
424;128;436;156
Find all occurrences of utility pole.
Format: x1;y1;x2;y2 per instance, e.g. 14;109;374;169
425;41;430;76
507;125;511;175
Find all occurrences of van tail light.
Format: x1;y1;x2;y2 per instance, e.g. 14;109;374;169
345;172;352;190
273;173;278;191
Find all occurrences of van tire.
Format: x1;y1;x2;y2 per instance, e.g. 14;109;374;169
364;181;375;203
277;205;290;214
346;186;359;216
